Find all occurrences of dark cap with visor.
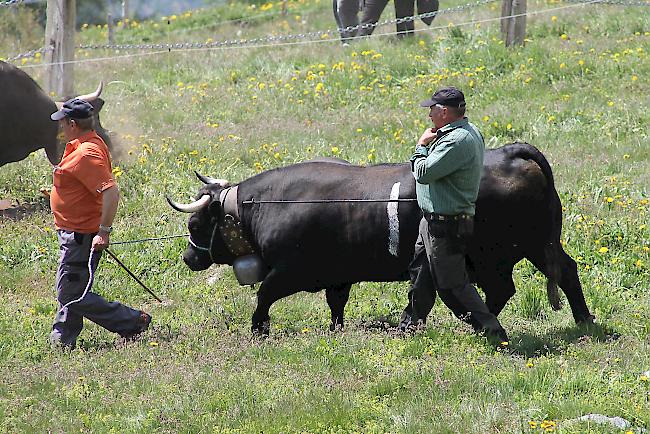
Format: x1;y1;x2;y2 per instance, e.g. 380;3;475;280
50;98;94;121
420;86;466;108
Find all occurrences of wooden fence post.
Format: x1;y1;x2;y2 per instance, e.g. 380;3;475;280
108;13;114;43
514;0;527;46
501;0;526;47
44;0;76;97
121;0;129;27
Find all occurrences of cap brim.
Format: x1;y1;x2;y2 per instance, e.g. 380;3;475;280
420;99;436;107
50;110;67;121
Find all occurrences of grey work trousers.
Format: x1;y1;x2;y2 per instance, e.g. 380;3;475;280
333;0;361;41
399;218;508;341
50;230;142;348
358;0;439;37
358;0;412;37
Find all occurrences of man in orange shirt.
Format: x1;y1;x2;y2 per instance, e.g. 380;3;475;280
49;98;150;349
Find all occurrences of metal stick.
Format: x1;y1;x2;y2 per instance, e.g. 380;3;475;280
105;248;163;303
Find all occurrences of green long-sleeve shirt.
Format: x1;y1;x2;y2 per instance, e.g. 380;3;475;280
410;117;484;216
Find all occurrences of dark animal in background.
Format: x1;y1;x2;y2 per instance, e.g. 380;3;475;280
334;0;439;42
0;60;112;167
168;143;594;334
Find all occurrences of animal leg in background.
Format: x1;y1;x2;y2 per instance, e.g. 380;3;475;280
325;284;352;331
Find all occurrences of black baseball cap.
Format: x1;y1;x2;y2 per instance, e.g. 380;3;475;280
50;98;94;121
420;86;466;108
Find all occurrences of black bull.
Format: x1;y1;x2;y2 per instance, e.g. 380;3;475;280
169;142;594;334
0;60;112;166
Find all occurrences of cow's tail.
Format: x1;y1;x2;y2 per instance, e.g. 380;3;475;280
508;142;562;311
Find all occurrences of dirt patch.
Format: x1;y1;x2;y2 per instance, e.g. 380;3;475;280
0;199;50;221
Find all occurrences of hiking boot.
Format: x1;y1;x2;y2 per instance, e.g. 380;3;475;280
121;311;151;340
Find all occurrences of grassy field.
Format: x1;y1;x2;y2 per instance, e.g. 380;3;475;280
0;0;648;432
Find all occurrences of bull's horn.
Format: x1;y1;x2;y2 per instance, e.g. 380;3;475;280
166;194;211;213
195;171;229;186
75;81;104;102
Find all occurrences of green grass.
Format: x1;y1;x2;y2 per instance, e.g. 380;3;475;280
1;0;649;432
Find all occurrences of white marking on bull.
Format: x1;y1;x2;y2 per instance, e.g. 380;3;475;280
387;182;400;257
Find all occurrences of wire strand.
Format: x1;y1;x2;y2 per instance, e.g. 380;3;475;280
13;0;600;69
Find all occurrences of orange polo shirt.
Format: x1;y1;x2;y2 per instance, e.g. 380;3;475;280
50;131;116;233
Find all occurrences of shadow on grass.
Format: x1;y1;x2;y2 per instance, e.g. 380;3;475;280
74;323;181;351
508;322;618;358
357;315;399;332
354;314;619;359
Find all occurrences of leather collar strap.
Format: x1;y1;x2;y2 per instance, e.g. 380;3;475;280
217;186;255;257
220;186;240;220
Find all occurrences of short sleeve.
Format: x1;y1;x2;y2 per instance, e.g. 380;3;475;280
72;143;116;195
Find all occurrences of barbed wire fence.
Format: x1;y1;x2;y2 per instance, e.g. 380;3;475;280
2;0;489;64
3;0;649;66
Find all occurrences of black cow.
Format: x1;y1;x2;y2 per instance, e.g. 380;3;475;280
0;60;112;166
168;143;594;334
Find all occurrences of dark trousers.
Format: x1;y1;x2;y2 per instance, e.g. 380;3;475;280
400;218;508;341
333;0;361;41
50;230;142;348
358;0;413;37
335;0;438;41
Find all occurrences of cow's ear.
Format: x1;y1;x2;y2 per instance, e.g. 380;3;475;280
208;199;221;217
90;98;105;113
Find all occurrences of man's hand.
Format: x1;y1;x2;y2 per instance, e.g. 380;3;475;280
92;232;110;251
417;127;438;147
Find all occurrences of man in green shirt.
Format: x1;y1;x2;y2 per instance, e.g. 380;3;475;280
399;86;508;344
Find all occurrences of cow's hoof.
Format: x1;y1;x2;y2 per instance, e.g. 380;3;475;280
329;322;344;332
251;320;270;336
576;315;596;326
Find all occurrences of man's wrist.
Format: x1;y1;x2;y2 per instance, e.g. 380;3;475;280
98;224;113;234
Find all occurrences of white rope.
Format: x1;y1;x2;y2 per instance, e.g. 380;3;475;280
59;247;96;310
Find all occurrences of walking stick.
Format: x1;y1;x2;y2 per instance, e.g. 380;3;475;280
105;248;163;303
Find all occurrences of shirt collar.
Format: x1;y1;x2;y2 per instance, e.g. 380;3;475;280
437;117;469;135
65;130;98;150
